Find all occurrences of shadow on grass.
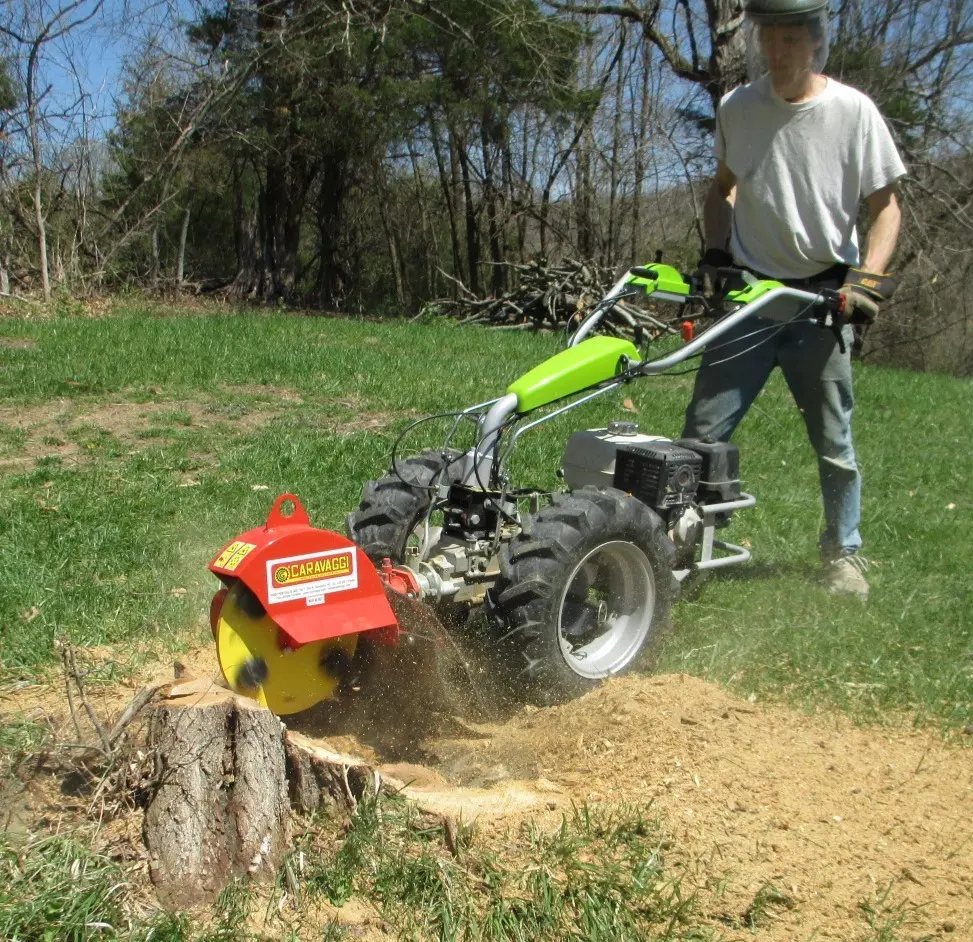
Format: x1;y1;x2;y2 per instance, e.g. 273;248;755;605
678;557;821;601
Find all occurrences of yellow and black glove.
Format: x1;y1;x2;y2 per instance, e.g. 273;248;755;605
838;269;898;325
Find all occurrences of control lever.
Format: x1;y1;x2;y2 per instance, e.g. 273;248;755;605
813;288;848;354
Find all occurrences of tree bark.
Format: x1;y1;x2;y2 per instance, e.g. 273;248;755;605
376;168;407;311
232;163;261;296
32;178;50;300
151;225;160;286
480;123;506;295
144;696;291;909
143;686;383;909
457;139;481;296
176;206;190;286
428;109;465;288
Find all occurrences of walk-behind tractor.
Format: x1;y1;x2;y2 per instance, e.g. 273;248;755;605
208;263;851;713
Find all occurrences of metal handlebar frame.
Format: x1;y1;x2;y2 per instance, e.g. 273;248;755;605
463;280;840;490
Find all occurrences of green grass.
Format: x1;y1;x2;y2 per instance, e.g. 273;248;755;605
0;797;708;942
292;794;704;941
0;833;268;941
0;307;970;729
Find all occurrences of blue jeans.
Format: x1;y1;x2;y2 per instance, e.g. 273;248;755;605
681;308;861;558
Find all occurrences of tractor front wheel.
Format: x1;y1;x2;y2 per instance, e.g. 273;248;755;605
489;486;675;704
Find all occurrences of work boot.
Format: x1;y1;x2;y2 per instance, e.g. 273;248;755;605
822;554;869;599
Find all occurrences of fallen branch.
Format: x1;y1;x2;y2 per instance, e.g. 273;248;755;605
426;257;682;341
57;640;112;754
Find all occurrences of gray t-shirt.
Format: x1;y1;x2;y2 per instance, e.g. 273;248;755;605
716;75;907;279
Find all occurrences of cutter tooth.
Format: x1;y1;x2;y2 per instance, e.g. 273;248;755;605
236;657;268;691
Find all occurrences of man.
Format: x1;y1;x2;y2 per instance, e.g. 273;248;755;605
682;0;907;599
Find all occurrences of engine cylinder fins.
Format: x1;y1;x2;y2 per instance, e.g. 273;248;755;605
215;583;358;715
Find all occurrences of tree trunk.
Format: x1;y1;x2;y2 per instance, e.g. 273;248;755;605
480;124;506;295
232;164;261;297
376;169;407;310
151;226;161;286
631;39;651;265
457;142;481;296
606;22;626;266
406;137;438;299
314;154;348;309
32;180;50;300
144;696;291;909
428;109;465;288
143;686;382;909
176;207;190;286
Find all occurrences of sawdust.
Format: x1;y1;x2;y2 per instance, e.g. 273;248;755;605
2;646;970;939
420;674;973;940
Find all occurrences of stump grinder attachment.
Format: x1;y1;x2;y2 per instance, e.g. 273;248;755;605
208;493;444;715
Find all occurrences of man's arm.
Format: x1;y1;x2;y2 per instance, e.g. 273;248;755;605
860;184;902;273
704;161;737;252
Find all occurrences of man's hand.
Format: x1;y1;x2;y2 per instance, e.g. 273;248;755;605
694;248;734;299
838;268;898;325
838;285;880;324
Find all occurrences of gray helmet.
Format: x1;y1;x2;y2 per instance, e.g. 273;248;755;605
744;0;830;81
744;0;829;23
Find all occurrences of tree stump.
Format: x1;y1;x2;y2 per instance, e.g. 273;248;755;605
143;683;381;908
144;693;290;908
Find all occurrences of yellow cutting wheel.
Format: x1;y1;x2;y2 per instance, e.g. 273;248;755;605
216;582;358;715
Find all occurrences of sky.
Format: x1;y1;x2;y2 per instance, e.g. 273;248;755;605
3;0;200;141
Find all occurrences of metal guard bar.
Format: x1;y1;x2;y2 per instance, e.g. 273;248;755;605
697;492;757;571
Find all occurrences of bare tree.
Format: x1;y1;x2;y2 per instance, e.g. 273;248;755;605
0;0;106;299
547;0;747;112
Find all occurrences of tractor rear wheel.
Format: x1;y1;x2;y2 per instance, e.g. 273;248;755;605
348;450;463;564
489;486;675;704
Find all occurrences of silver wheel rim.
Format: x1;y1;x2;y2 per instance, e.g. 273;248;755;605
556;540;656;679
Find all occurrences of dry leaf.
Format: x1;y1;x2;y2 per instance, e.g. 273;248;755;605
622;398;638;413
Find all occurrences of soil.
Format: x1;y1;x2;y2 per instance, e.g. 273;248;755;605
0;391;404;470
2;640;969;940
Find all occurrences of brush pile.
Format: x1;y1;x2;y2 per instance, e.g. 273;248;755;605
427;258;683;340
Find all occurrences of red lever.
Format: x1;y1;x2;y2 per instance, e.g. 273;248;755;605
681;320;695;342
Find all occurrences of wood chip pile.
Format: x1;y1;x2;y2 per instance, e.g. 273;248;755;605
428;259;684;340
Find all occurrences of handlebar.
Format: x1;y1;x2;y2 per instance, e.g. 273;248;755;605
569;262;847;349
635;283;845;374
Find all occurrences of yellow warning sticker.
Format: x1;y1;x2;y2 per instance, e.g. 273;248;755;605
214;541;257;572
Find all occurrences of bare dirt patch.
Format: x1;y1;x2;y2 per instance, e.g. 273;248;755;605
0;337;37;350
0;392;401;470
422;675;972;940
0;398;222;469
2;648;969;940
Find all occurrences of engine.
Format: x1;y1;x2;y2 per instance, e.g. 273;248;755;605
560;424;742;567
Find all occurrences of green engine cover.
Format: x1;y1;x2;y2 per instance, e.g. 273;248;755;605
507;336;641;414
